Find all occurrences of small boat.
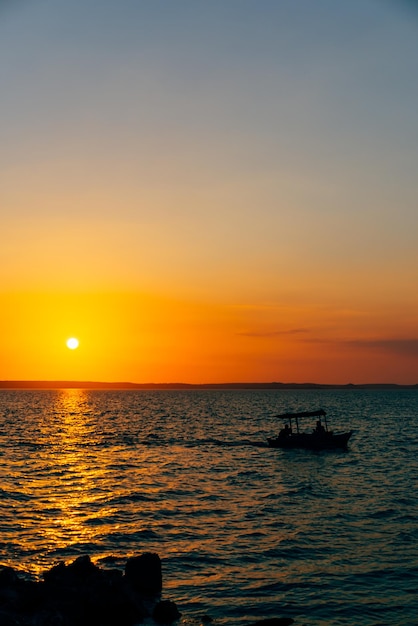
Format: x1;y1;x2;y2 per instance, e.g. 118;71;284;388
267;409;352;450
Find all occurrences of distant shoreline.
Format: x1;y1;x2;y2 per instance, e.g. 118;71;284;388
1;381;417;390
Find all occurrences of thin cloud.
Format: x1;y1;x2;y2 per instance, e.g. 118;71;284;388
238;328;310;338
272;334;418;357
344;338;418;357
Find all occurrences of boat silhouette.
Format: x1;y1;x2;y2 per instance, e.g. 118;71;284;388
267;409;352;450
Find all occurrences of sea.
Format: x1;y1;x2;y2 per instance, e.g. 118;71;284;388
1;388;418;626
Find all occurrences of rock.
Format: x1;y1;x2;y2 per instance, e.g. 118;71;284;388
83;579;144;626
152;599;182;623
0;566;19;587
125;552;162;594
68;554;99;579
0;554;179;625
44;555;101;587
41;554;159;624
0;609;20;626
99;555;120;565
12;579;46;613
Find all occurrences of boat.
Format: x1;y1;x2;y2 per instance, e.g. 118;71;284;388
267;409;352;450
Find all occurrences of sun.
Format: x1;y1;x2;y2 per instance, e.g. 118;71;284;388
66;337;79;350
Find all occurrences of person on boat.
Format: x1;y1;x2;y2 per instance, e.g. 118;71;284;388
279;423;292;438
314;420;325;435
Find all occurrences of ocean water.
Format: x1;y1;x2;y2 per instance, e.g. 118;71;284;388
0;388;417;626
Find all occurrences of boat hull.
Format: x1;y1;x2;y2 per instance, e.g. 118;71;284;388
267;430;352;450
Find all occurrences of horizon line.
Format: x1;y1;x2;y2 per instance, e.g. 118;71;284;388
1;380;417;390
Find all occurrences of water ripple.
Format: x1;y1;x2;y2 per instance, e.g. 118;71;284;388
0;388;418;625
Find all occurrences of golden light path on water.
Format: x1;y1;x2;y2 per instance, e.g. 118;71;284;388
15;390;107;574
13;389;166;577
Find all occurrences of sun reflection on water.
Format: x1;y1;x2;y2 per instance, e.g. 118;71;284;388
16;389;118;575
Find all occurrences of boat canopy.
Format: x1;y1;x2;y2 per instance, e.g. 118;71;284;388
275;409;326;419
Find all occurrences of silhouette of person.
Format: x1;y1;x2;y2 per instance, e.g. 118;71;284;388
279;423;292;438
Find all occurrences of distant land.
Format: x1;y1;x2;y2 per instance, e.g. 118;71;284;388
0;381;417;390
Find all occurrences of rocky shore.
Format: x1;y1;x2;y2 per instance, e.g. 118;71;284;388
0;553;294;626
0;553;179;626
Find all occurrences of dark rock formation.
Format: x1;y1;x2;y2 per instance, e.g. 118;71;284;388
0;554;180;626
125;552;163;595
152;599;182;623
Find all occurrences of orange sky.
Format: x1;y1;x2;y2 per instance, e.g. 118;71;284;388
1;1;418;384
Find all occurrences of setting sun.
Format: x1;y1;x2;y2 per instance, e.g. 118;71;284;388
66;338;79;350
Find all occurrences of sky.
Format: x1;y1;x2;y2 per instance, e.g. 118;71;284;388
1;0;418;384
